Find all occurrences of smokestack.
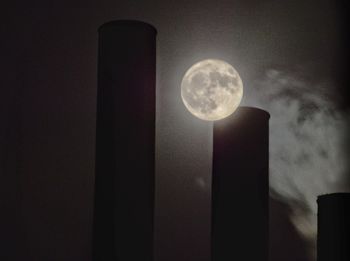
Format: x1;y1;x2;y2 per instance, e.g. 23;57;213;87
211;106;270;261
93;20;156;261
317;193;350;261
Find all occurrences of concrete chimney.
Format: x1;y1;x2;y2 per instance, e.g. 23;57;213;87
317;193;350;261
93;20;157;261
211;106;270;261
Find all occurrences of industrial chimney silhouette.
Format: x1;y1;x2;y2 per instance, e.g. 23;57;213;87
93;20;156;261
211;107;270;261
317;193;350;261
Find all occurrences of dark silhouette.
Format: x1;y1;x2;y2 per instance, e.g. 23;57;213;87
93;20;157;261
317;193;350;261
211;107;269;261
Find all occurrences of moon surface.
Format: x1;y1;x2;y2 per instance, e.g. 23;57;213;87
181;59;243;121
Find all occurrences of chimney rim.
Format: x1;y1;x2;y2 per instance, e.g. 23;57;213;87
236;106;270;119
98;20;157;34
317;192;350;203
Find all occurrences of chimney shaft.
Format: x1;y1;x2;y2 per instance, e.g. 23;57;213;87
93;20;156;261
211;107;270;261
317;193;350;261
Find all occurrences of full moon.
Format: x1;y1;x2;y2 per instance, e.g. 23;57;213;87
181;59;243;121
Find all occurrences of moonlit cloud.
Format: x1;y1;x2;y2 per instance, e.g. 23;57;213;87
243;68;350;257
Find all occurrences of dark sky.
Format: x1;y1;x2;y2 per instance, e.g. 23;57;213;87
1;2;348;261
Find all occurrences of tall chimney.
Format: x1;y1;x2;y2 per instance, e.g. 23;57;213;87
317;193;350;261
211;106;270;261
93;20;156;261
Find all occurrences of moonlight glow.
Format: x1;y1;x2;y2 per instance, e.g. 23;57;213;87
181;59;243;121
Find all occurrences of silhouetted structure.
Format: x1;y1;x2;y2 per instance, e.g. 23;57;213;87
93;20;156;261
317;193;350;261
211;106;270;261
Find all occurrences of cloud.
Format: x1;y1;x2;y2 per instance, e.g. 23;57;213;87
243;68;350;257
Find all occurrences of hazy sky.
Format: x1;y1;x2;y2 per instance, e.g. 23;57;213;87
1;2;349;261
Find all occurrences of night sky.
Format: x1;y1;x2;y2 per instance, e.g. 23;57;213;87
1;2;349;261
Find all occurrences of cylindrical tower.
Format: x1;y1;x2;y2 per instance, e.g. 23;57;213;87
93;20;157;261
317;193;350;261
211;106;270;261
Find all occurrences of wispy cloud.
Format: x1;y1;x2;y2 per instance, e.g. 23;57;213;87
243;68;350;257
